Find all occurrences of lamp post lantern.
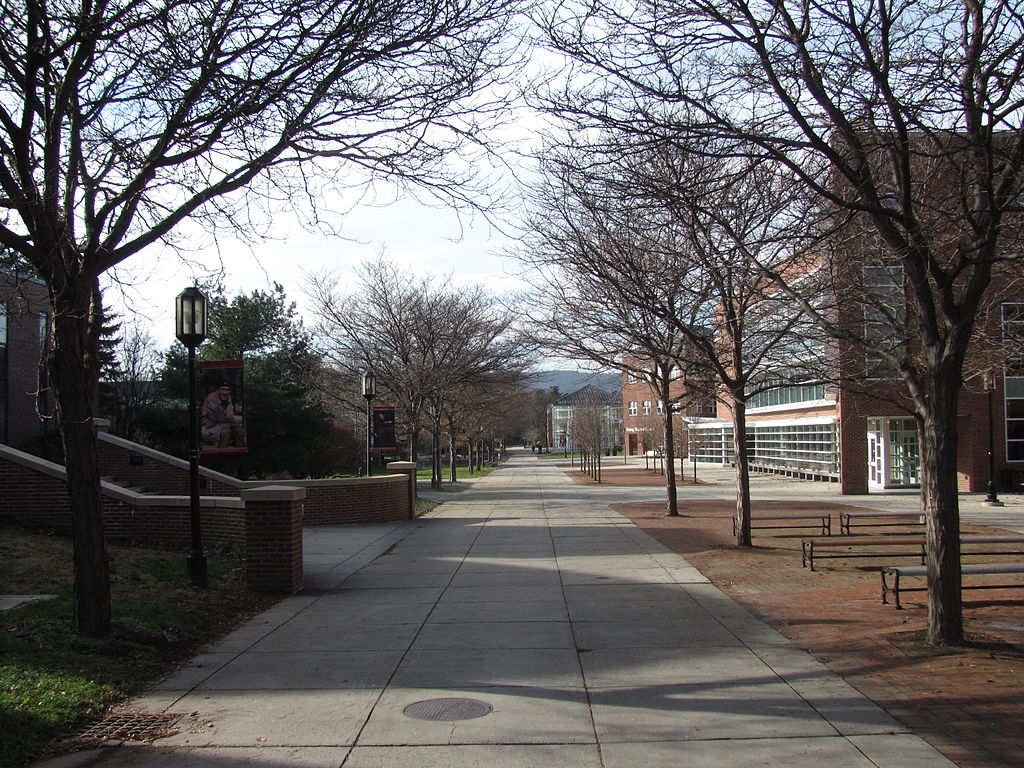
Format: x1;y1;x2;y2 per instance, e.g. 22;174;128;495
983;370;1004;506
362;369;376;476
175;286;209;587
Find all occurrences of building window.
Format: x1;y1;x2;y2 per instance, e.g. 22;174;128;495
748;422;841;478
748;380;827;409
1003;303;1024;461
863;263;905;377
642;400;651;415
656;400;664;415
628;400;638;416
689;424;735;464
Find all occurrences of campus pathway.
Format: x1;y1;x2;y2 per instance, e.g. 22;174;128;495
36;450;956;767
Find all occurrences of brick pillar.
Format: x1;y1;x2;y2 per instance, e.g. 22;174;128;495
242;485;305;593
387;461;417;519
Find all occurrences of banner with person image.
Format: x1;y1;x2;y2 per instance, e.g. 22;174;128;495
198;360;247;454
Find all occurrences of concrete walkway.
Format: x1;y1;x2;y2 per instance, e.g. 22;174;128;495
38;450;957;767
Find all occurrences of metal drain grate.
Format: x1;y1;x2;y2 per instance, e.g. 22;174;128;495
403;697;493;721
75;713;181;742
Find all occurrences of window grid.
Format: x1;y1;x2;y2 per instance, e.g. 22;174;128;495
689;422;839;477
748;383;826;409
1004;303;1024;461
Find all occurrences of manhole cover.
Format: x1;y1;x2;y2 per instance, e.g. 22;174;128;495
74;713;181;742
403;697;493;721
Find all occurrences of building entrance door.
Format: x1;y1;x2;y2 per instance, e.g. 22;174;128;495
866;417;920;488
867;425;884;488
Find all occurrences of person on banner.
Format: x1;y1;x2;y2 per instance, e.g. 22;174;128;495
200;382;246;448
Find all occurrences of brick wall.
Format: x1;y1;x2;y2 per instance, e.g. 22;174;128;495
1;438;413;592
288;475;411;525
94;432;414;521
243;486;304;593
0;444;245;546
2;438;414;543
97;432;241;496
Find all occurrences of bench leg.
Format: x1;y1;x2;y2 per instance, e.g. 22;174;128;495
881;570;903;608
802;541;814;570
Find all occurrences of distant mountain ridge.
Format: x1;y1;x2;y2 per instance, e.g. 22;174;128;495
529;369;621;394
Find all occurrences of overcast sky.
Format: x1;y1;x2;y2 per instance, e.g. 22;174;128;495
102;37;558;353
104;175;533;351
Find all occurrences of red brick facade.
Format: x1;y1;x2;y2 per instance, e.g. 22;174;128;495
243;486;305;593
1;272;52;447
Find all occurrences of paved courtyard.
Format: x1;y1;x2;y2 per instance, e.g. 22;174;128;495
36;450;959;767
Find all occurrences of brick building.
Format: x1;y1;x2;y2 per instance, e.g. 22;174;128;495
1;270;52;447
621;362;716;457
679;313;1018;495
655;163;1024;495
547;385;624;454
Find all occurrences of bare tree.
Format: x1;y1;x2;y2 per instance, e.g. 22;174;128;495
0;0;522;635
535;0;1024;645
103;324;163;440
571;389;612;482
310;258;531;488
519;140;819;539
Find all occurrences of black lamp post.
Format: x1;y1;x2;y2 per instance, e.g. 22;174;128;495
362;369;376;476
175;286;209;587
983;370;1004;506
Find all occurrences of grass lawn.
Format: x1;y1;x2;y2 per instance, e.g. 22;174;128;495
416;465;499;481
0;523;278;768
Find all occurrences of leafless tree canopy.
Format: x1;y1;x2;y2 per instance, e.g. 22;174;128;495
0;0;524;636
1;0;523;273
308;257;532;485
517;133;822;532
532;0;1024;645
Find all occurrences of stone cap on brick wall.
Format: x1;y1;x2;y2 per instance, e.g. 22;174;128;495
242;475;403;489
241;485;307;502
133;495;245;508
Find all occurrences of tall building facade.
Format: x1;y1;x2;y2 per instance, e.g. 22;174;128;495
1;271;52;447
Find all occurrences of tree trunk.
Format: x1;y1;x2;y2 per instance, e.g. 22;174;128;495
51;275;112;637
408;425;421;464
448;432;458;483
428;407;443;489
732;399;752;547
663;397;679;517
919;399;965;646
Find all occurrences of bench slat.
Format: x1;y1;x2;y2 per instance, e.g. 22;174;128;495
881;562;1024;608
802;535;1024;570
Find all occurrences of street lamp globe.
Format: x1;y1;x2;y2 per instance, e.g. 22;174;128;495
175;286;209;347
362;369;377;400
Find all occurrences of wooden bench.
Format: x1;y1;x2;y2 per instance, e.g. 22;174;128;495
803;534;1024;571
881;562;1024;609
733;513;831;539
839;511;924;535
